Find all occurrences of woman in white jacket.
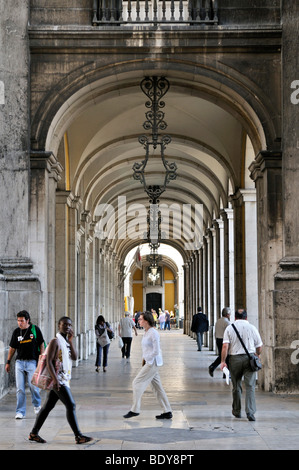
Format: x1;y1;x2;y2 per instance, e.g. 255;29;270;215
123;311;172;420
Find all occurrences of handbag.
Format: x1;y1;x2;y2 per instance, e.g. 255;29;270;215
232;324;262;372
118;336;124;349
31;346;60;390
106;323;114;340
97;329;110;347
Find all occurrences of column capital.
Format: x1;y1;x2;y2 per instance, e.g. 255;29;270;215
212;218;224;230
30;150;63;182
220;208;234;220
67;192;82;210
231;188;257;205
249;150;282;182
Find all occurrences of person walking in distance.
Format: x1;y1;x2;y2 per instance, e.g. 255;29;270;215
208;307;231;377
5;310;45;419
118;311;138;360
221;309;263;421
123;311;172;420
29;316;92;444
191;306;209;351
95;315;113;372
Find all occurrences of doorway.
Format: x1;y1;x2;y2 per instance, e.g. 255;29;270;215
146;293;162;313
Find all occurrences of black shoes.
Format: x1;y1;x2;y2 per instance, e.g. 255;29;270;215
123;411;139;418
156;412;173;420
124;411;173;419
208;366;214;377
247;413;256;421
232;411;256;421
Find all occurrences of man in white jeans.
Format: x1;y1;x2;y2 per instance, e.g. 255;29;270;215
123;311;172;420
221;309;263;421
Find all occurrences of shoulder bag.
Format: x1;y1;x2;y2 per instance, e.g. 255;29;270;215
106;322;114;340
232;324;262;372
31;345;60;390
97;328;110;347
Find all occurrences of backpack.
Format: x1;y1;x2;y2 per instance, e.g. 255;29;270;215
31;324;47;352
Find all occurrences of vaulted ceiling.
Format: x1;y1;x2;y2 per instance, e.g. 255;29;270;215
54;74;255;264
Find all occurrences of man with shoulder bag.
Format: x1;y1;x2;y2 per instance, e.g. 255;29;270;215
221;309;263;422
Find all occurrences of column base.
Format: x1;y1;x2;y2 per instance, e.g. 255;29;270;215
0;257;41;398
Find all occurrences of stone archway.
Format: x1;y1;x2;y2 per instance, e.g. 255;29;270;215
29;55;281;390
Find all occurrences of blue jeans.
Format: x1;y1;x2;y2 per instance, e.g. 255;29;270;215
196;332;203;350
95;343;110;367
15;359;41;416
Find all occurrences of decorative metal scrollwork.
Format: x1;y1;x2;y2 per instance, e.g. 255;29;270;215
132;76;177;204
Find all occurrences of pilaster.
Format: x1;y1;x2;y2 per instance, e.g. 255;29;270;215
249;150;283;391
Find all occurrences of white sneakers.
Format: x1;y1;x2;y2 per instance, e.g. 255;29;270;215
15;406;41;419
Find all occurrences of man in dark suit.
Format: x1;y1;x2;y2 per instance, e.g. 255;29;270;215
191;306;209;351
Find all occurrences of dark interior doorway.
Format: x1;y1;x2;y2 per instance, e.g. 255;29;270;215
146;293;162;313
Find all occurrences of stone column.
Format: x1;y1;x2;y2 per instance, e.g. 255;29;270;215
230;193;246;310
183;263;190;334
30;151;63;339
249;151;283;392
205;231;212;324
210;227;217;350
55;191;70;323
0;1;42;396
272;1;299;393
198;248;203;308
190;254;195;320
201;238;207;316
66;194;81;334
221;208;235;312
213;218;225;316
238;189;258;328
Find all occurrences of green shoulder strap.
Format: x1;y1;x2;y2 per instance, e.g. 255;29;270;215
32;324;47;351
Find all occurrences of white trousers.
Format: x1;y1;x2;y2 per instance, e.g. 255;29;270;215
131;362;172;414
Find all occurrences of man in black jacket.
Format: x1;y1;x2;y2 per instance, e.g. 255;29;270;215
191;307;209;351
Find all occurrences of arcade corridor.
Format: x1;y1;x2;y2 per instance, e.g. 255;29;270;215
0;330;299;451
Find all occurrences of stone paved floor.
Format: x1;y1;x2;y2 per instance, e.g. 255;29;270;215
1;328;299;453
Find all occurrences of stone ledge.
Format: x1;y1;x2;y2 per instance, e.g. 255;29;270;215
0;257;39;281
275;257;299;281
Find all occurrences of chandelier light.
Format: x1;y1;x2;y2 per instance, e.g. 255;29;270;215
133;76;178;277
132;76;177;205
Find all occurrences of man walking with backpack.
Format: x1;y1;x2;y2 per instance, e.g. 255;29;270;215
5;310;45;419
